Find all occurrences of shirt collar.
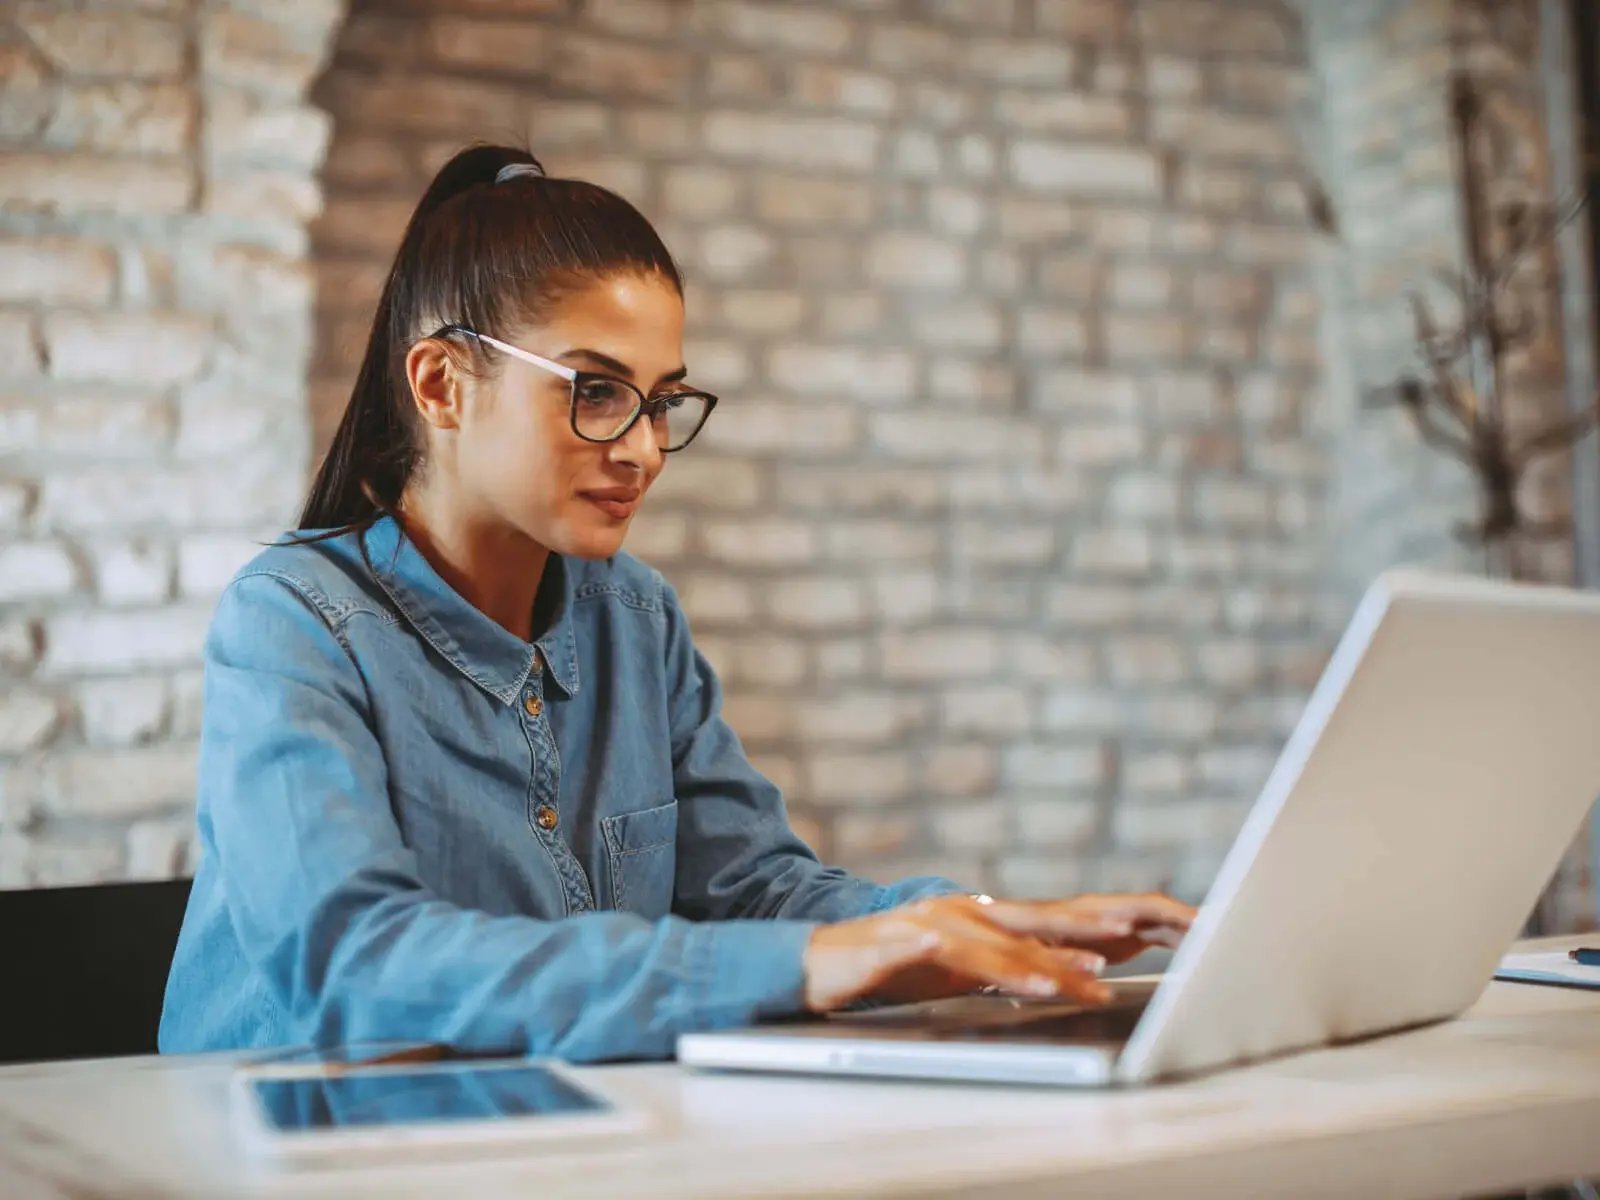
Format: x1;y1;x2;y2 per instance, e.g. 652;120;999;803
364;516;580;706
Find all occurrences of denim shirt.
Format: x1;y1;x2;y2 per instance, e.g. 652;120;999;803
159;516;959;1060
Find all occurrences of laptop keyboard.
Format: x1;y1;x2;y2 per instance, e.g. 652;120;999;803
827;996;1149;1045
943;1000;1147;1043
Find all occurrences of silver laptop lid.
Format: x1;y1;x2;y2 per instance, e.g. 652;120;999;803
1118;570;1600;1083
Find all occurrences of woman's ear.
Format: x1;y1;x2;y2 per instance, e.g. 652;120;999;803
405;336;463;432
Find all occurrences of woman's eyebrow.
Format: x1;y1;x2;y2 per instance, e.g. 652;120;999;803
558;348;689;386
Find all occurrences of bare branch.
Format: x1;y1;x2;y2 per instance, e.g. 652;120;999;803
1408;291;1481;434
1395;380;1475;459
1427;265;1469;307
1414;268;1476;362
1360;381;1408;410
1488;188;1592;289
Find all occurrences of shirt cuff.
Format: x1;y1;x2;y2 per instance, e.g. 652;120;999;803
868;875;968;914
688;917;818;1026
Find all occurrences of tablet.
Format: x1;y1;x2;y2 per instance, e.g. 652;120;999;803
231;1056;647;1163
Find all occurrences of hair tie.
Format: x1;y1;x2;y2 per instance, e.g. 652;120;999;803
495;162;546;184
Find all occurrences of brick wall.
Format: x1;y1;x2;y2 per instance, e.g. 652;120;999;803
0;1;342;884
1302;0;1484;594
2;0;1592;927
312;0;1328;903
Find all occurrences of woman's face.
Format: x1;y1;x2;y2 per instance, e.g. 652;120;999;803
455;272;687;560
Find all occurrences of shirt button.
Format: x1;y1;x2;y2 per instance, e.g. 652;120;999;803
535;805;558;831
523;694;543;718
530;649;542;674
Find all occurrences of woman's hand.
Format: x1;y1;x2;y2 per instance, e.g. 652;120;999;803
802;892;1197;1013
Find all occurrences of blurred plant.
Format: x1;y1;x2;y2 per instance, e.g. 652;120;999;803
1369;12;1600;940
1368;71;1598;581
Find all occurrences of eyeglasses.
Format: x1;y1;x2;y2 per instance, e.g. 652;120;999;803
427;324;718;452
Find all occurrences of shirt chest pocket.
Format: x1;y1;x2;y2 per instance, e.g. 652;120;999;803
600;800;679;917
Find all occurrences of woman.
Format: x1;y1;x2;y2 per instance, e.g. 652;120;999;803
160;145;1194;1059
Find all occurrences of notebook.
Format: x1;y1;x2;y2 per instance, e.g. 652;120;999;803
1494;950;1600;990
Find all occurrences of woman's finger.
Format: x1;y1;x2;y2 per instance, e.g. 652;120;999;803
919;904;1109;972
921;934;1112;1004
974;894;1196;945
1084;934;1149;964
804;894;1153;1011
964;896;1140;942
1130;922;1188;949
864;908;1113;1004
1083;926;1183;961
907;910;1112;1003
1092;893;1198;930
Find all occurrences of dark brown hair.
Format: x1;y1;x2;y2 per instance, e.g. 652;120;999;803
296;143;682;539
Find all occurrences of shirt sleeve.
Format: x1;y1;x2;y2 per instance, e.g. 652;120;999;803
658;573;966;925
198;572;816;1061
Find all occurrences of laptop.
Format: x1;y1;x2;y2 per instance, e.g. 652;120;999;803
678;570;1600;1086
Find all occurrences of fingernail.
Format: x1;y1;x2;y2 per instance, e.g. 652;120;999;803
1080;954;1107;975
1025;975;1060;997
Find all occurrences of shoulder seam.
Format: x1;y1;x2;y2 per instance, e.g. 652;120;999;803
231;566;396;633
225;573;375;706
231;569;358;655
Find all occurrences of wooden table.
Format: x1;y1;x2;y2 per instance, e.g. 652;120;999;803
3;936;1598;1199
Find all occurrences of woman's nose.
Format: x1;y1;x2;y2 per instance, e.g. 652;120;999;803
608;411;662;472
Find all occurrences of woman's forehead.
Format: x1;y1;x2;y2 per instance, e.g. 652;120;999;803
526;274;684;377
546;274;681;335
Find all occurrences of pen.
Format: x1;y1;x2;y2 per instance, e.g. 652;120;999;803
1568;947;1600;967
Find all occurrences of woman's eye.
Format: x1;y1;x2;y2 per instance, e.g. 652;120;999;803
577;379;629;408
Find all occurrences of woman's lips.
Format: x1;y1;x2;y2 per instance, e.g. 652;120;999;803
580;489;639;520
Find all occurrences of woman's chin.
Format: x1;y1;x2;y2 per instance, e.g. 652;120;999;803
558;521;631;561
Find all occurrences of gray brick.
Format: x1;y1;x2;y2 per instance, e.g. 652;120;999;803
0;690;62;754
76;677;170;747
882;629;997;682
767;577;867;629
1008;140;1161;197
40;745;199;819
0;542;79;602
831;812;918;861
1011;796;1102;848
792;693;930;745
941;684;1033;736
811;752;913;806
920;744;1000;798
1003;744;1109;790
704;112;880;171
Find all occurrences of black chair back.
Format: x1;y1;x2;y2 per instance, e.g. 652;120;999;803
0;878;192;1064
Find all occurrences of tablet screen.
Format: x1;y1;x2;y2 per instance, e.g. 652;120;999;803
251;1064;611;1132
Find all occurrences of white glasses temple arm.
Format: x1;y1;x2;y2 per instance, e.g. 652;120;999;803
468;331;577;382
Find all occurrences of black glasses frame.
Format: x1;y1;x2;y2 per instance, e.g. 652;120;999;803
427;324;719;452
